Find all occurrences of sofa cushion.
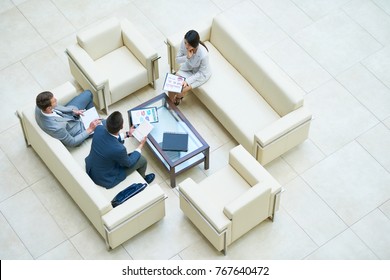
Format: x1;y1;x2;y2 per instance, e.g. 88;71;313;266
210;15;304;117
195;43;280;152
67;137;92;169
68;135;148;205
197;165;251;212
95;46;148;104
77;18;123;60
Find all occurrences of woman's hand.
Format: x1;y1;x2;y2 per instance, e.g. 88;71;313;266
187;49;194;59
182;80;188;88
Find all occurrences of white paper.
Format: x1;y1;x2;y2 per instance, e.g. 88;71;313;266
162;73;185;93
80;107;101;129
132;121;154;142
130;107;158;125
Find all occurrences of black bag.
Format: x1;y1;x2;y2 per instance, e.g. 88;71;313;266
111;183;147;208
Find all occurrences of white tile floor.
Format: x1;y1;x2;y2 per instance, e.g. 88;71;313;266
0;0;390;260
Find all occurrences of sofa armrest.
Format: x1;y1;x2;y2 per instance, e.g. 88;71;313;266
121;19;159;82
17;81;77;119
255;106;312;147
102;184;166;231
51;81;78;104
17;82;78;146
166;18;213;73
66;45;108;89
229;145;277;186
223;182;272;241
166;32;183;73
224;182;271;220
179;178;230;233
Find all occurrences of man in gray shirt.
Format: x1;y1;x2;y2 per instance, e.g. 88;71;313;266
35;90;101;147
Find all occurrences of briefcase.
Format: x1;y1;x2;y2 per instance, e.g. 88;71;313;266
111;183;147;208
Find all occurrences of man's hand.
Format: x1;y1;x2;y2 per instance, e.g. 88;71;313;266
126;126;136;138
138;136;147;150
86;118;101;134
73;109;86;116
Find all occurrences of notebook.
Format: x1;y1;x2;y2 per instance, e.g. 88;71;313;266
162;132;189;152
80;107;102;130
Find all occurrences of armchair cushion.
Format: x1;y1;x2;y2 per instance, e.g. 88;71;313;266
95;46;148;104
77;18;123;60
179;178;231;233
179;165;250;232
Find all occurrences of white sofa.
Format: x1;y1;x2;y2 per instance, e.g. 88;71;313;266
179;145;282;254
66;18;160;113
17;82;166;250
167;15;312;165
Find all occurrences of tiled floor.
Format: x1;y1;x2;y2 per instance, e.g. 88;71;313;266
1;0;390;260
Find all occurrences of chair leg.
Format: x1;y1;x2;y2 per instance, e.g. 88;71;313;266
15;111;31;147
269;188;283;222
101;88;109;115
104;229;112;251
151;56;161;90
222;231;227;255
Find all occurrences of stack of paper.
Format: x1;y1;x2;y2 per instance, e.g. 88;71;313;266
80;107;101;129
133;121;154;142
162;73;185;93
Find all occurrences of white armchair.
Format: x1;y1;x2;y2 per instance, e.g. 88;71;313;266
178;145;282;255
66;18;160;113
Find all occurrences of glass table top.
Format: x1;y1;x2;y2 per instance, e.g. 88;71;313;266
128;93;209;170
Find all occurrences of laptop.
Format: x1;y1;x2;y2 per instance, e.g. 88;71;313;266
162;132;188;152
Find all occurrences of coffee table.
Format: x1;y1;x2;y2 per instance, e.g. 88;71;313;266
128;93;209;188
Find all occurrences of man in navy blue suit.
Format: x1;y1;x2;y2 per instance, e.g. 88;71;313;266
85;111;155;189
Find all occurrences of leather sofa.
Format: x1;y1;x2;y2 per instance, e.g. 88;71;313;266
179;145;282;254
17;82;166;250
167;15;312;165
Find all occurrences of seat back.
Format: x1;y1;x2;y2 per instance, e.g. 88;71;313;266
166;18;213;73
210;15;304;117
77;18;123;60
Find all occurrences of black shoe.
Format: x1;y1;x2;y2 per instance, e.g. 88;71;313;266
144;173;155;184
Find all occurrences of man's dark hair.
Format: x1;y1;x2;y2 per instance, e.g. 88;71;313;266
36;91;54;110
106;111;123;134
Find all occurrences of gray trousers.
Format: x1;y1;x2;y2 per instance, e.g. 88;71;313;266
125;154;148;178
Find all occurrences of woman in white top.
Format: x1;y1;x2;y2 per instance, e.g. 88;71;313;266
170;30;211;105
